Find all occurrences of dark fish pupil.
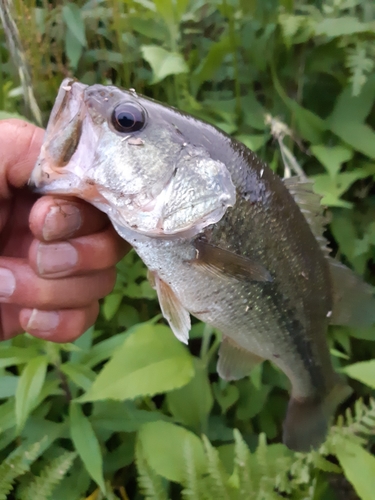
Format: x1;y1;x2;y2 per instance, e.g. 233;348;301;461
112;102;146;133
117;111;135;129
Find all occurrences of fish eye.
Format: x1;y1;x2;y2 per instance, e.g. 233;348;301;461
111;102;146;133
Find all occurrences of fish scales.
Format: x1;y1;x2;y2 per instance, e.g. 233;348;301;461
30;79;375;451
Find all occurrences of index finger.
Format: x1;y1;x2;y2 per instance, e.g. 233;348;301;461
0;119;44;199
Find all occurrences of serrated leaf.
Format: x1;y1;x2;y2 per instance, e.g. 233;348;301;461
138;421;206;482
342;360;375;389
69;403;105;493
315;17;370;37
141;45;188;83
15;356;48;433
79;323;194;402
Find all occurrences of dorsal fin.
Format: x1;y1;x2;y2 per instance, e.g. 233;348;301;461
284;176;331;258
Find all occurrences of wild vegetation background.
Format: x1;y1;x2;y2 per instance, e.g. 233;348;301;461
0;0;375;499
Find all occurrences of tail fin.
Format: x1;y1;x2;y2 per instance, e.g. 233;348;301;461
283;380;352;452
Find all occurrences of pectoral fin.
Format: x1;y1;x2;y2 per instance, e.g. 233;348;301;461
191;239;272;283
217;336;264;381
329;258;375;327
148;270;191;344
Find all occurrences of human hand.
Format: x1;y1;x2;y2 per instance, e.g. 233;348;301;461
0;119;130;342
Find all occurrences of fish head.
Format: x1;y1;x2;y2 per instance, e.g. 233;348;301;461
30;79;236;237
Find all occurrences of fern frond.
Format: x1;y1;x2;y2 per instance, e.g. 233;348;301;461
135;441;169;500
330;397;375;446
0;441;42;500
232;429;253;497
345;42;374;96
18;451;76;500
181;439;204;500
201;435;234;500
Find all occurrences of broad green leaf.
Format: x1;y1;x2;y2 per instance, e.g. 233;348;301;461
313;171;367;208
65;30;83;70
342;360;375;389
79;323;194;402
60;362;96;391
0;376;18;398
311;144;353;178
15;356;48;433
91;401;166;432
62;3;87;46
236;134;269;152
141;45;188;84
138;421;206;482
334;437;375;500
0;111;28;121
0;347;39;369
328;76;375;125
315;17;370;37
328;121;375;159
166;358;213;431
103;292;123;321
191;35;232;93
69;403;105;492
212;383;239;414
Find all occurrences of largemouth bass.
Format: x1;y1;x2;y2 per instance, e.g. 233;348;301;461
30;79;375;451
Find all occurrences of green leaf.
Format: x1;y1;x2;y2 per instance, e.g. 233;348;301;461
15;356;48;433
79;323;194;402
0;111;28;121
236;134;269;152
138;421;206;482
311;144;353;178
91;401;167;433
342;360;375;389
315;17;370;37
65;31;83;70
334;437;375;500
62;3;87;46
60;362;96;391
141;45;188;84
69;403;105;493
166;358;213;431
313;171;367;208
0;376;18;398
103;293;123;321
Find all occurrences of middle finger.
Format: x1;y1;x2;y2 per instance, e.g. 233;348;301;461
0;257;116;309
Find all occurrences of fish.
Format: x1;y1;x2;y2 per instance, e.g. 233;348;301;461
30;78;375;452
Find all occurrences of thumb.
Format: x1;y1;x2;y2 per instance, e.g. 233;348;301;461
0;119;44;199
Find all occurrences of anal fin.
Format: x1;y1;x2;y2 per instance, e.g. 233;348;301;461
191;239;272;283
217;336;264;381
148;270;191;344
328;258;375;327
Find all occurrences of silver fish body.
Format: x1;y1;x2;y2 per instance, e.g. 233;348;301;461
31;79;375;451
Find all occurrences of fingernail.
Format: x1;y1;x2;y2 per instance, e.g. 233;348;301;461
25;309;59;334
43;204;82;241
0;268;16;299
37;242;78;276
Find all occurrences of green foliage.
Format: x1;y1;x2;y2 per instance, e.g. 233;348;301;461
0;0;375;498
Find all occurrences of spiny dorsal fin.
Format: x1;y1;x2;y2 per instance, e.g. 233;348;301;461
283;176;331;258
